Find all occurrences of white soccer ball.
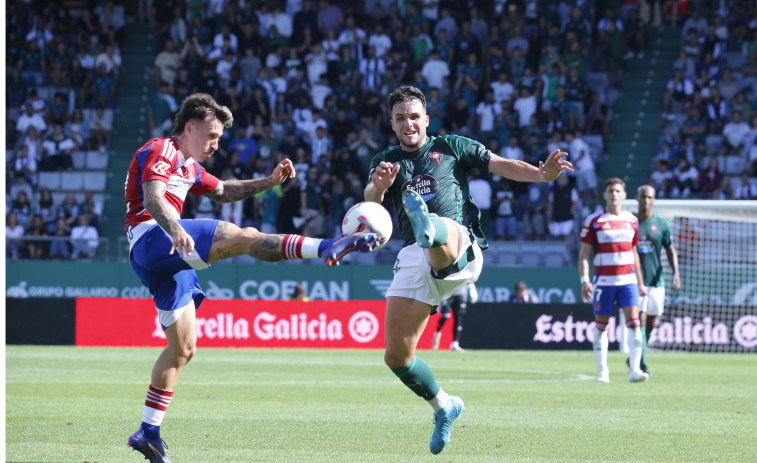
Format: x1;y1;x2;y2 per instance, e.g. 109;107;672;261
341;201;393;248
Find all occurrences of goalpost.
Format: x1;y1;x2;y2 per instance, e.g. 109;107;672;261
623;199;757;353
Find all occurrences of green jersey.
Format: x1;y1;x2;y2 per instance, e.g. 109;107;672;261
369;135;491;248
636;213;672;287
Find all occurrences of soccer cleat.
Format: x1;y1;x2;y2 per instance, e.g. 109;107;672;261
450;342;465;352
128;428;171;463
322;232;381;266
628;369;650;383
641;364;652;377
597;370;610;383
429;395;465;454
402;189;433;247
432;332;441;350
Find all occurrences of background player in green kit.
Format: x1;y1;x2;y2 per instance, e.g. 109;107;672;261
635;185;681;374
365;85;573;454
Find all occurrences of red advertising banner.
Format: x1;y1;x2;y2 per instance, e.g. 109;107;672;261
75;298;450;349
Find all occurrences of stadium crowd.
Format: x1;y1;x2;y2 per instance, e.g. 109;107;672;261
7;0;662;261
654;2;757;199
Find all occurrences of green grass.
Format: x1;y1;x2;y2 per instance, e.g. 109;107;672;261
6;346;757;462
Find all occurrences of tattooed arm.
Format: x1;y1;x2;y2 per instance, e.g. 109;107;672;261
205;158;296;203
143;180;195;257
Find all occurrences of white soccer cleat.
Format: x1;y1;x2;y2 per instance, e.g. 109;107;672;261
450;342;465;352
628;369;650;383
597;370;610;383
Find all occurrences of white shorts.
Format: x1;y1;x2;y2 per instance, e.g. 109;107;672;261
548;219;574;237
640;286;665;316
385;223;483;306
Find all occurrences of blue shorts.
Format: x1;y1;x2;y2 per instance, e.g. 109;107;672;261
592;283;640;316
130;219;219;312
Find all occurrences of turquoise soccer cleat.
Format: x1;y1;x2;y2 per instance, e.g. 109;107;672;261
429;395;465;454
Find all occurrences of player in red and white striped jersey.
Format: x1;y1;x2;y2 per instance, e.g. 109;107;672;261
578;177;649;384
125;94;380;463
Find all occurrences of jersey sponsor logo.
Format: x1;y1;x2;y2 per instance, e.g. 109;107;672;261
152;160;171;176
402;174;439;201
429;151;443;165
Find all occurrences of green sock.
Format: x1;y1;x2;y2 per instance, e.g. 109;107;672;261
390;356;441;400
640;328;648;367
429;217;448;248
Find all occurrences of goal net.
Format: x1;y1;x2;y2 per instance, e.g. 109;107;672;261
623;199;757;353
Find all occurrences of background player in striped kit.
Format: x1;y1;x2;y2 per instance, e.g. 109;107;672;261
578;177;649;383
634;184;681;375
124;93;379;462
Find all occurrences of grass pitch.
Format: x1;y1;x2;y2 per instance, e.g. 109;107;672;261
5;346;756;462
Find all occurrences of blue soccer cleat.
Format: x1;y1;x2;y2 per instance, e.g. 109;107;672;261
402;189;433;247
429;395;465;454
322;232;381;266
128;428;171;463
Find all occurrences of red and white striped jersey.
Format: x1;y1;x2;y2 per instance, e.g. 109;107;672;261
580;209;639;286
124;137;219;231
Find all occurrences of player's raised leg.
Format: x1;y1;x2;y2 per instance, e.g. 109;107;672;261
129;300;197;463
402;189;461;270
205;221;380;266
384;296;464;454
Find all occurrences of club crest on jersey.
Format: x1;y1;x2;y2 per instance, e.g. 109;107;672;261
401;174;439;201
429;151;443;165
650;225;658;233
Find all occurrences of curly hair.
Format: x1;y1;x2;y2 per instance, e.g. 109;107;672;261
173;93;233;135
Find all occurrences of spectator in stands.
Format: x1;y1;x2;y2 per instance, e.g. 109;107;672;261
681;107;706;146
717;68;741;102
649;159;674;198
18;38;46;87
70;213;99;260
90;62;117;109
510;280;538;303
663;68;694;113
475;88;499;141
734;171;757;199
681;7;708;38
24;214;48;259
40;123;75;171
671;158;699;198
524;181;549;241
491;178;518;241
565;129;598;213
16;103;47;141
716;174;735;199
468;169;492;239
623;7;646;60
154;39;181;87
723;110;751;153
49;217;71;260
317;0;344;36
82;191;104;231
148;82;178;139
57;193;81;229
89;106;113;151
706;86;729;134
698;158;723;198
14;145;38;188
37;188;57;234
6;212;25;260
95;43;122;78
548;174;578;242
47;92;69;127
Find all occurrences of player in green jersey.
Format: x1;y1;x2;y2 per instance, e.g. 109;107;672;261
635;185;681;374
365;85;573;454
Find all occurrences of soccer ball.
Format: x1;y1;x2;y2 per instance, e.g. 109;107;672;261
341;201;393;248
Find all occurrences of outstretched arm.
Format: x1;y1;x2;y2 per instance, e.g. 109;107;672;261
489;149;573;182
206;159;296;203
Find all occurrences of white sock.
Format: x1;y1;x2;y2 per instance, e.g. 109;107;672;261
427;388;450;412
618;312;628;353
593;329;608;373
628;326;643;372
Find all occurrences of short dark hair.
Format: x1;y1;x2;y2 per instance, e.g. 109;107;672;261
604;177;625;191
173;93;233;135
387;85;426;114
